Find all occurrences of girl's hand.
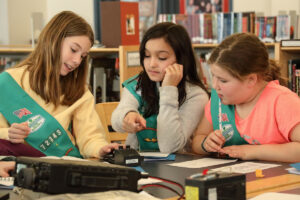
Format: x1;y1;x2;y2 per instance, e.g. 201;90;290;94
122;112;146;133
222;145;255;160
202;130;225;153
162;63;183;87
99;143;124;157
0;161;16;177
8;122;31;143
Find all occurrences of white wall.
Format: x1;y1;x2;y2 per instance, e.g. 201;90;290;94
5;0;93;45
271;0;300;15
46;0;94;31
234;0;300;16
7;0;47;45
0;0;9;44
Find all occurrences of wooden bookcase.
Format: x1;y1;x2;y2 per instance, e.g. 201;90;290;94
0;43;294;99
275;43;300;81
0;45;142;101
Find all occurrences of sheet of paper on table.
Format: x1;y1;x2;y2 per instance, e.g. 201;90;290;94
211;162;280;174
168;158;237;168
249;192;300;200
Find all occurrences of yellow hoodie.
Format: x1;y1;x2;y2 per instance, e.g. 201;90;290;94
0;66;108;158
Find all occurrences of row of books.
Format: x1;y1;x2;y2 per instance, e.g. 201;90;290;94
0;57;21;73
255;12;300;43
288;59;300;97
158;12;255;44
158;12;298;44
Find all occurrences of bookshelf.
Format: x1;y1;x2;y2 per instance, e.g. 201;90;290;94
276;45;300;79
0;45;142;102
0;43;294;99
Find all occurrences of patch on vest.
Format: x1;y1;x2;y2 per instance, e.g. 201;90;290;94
13;108;32;119
144;138;157;143
27;115;45;133
222;124;234;141
39;129;63;151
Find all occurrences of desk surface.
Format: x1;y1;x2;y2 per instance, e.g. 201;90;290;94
140;154;300;199
1;154;299;199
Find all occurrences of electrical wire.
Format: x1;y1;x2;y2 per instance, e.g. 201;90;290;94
139;175;185;199
139;183;181;196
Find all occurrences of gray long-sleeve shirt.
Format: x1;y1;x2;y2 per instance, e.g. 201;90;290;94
111;83;209;153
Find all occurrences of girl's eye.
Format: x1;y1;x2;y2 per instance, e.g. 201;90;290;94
71;48;76;53
220;79;227;83
159;57;167;61
144;55;150;58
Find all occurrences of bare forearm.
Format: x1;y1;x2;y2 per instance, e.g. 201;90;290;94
251;142;300;163
192;134;210;155
220;141;300;163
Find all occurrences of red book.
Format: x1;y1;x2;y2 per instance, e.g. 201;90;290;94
222;0;229;12
101;1;139;47
180;0;186;14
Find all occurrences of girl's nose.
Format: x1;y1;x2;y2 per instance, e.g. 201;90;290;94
73;54;82;66
149;57;157;67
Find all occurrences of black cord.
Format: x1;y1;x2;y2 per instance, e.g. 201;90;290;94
139;183;181;196
147;175;185;198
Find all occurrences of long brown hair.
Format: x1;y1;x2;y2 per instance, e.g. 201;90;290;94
16;11;94;107
138;22;209;117
208;33;286;85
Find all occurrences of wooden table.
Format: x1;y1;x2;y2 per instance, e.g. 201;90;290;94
140;154;300;199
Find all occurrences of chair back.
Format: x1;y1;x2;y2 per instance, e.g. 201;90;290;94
95;102;128;143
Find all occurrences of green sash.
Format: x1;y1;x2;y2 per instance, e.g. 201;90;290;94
211;89;248;146
123;76;159;151
0;72;82;157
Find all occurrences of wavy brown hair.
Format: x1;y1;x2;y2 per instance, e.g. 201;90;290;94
15;11;94;107
208;33;286;85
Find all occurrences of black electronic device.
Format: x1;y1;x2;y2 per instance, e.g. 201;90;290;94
102;145;143;167
12;156;141;194
185;172;246;200
0;193;9;200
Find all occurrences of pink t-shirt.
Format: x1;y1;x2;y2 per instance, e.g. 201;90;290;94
205;81;300;144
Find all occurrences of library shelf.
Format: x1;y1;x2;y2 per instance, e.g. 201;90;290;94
0;43;293;92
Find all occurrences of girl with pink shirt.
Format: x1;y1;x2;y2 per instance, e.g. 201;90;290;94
192;33;300;163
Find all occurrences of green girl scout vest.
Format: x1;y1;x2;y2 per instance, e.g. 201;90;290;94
210;89;248;146
0;72;82;158
123;75;159;151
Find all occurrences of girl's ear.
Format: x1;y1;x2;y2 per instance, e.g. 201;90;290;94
246;73;258;87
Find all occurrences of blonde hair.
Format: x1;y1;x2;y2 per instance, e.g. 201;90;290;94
16;11;94;107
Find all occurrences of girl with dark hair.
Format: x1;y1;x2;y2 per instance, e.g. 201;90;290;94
112;22;209;153
192;33;300;162
0;11;119;158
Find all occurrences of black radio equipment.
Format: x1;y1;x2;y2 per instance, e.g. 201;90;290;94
12;156;141;194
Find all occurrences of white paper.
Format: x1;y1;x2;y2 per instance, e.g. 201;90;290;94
0;177;14;186
286;167;300;175
38;190;161;200
211;162;280;174
168;158;237;168
249;192;300;200
42;156;88;161
138;177;161;186
139;152;169;158
127;52;140;67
